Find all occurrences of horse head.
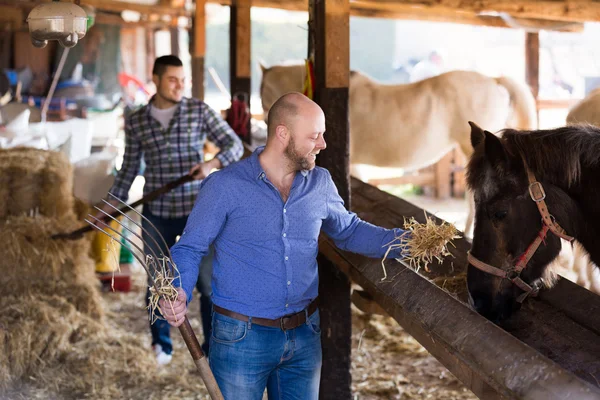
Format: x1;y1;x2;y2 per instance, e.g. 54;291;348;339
465;122;579;321
259;62;306;121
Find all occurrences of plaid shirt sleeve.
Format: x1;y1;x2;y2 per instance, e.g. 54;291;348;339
202;103;244;167
108;117;142;202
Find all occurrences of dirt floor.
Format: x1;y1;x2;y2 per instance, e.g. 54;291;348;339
97;264;475;400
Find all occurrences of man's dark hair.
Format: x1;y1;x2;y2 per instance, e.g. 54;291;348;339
152;55;183;77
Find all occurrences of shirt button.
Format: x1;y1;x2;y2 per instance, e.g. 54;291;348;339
287;281;291;286
285;256;289;261
283;233;286;238
285;304;289;308
283;209;287;213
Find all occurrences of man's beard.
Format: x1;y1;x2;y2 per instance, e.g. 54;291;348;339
285;135;315;171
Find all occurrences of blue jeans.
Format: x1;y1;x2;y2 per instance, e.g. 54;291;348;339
209;309;322;400
142;208;213;355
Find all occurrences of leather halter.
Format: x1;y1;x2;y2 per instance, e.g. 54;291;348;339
467;154;574;303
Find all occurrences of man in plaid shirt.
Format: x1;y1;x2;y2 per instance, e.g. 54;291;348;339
97;55;244;365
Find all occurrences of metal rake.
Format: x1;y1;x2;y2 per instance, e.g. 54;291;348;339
85;193;224;400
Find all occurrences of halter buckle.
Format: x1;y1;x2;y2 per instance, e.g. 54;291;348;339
528;181;546;202
506;269;519;280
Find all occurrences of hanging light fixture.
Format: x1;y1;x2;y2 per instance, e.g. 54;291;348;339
26;1;89;49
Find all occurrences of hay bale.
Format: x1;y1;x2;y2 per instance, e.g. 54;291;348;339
0;215;96;292
0;294;157;397
0;295;81;385
0;147;74;220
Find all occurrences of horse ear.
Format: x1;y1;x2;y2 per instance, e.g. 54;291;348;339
469;121;485;148
483;130;507;169
258;60;268;74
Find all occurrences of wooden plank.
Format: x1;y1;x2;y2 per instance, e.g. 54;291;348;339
365;171;436;187
317;177;600;397
231;0;251;79
229;0;251;144
146;28;155;80
191;0;206;100
324;0;349;88
205;0;584;30
526;32;540;99
367;0;600;23
170;26;180;56
319;233;600;399
350;2;584;31
70;0;189;17
537;98;580;110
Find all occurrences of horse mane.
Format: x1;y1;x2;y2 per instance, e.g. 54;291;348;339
501;123;600;187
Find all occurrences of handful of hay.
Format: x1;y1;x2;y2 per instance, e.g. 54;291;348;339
382;213;461;280
146;255;181;325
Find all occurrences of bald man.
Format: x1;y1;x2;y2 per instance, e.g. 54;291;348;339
163;92;409;399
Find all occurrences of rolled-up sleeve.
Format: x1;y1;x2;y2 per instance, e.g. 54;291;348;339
202;104;244;168
321;170;408;259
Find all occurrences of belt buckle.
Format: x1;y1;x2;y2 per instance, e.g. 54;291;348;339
280;315;292;331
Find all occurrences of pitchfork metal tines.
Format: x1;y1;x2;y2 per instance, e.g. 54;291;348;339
84;193;224;400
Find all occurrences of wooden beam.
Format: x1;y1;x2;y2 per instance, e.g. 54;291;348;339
160;0;186;7
170;26;180;56
229;0;251;143
525;32;540;99
350;1;584;31
76;0;189;17
369;0;600;23
94;12;173;28
146;28;156;80
208;0;583;30
525;31;540;125
191;0;206;100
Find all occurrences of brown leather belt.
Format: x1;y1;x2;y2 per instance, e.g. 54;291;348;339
213;299;319;331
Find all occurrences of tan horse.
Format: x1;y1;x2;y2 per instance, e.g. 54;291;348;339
566;87;600;126
260;62;538;235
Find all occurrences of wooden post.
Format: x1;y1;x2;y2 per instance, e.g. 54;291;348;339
170;26;180;57
310;0;352;398
525;32;540;124
146;28;156;81
191;0;206;100
229;0;251;144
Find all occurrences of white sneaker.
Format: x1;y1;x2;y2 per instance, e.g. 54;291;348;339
152;344;173;365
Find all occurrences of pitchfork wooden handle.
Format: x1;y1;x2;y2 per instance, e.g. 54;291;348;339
52;174;195;240
179;317;224;400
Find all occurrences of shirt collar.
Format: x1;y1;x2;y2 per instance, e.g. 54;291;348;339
145;95;187;120
250;146;309;180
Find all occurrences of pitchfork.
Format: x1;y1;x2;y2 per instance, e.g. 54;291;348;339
84;193;224;400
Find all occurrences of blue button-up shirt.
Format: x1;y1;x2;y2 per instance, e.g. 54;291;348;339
171;146;406;319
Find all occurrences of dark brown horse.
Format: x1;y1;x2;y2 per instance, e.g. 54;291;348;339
465;121;600;321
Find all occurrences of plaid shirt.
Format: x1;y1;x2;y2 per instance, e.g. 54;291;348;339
110;97;244;219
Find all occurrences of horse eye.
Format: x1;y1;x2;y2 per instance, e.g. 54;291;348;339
494;210;508;220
